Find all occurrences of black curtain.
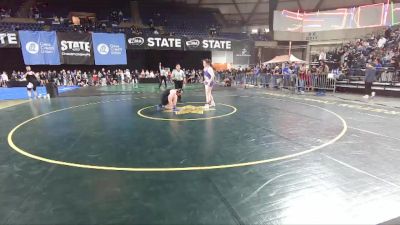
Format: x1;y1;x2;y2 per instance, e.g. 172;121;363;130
0;48;26;72
127;50;211;71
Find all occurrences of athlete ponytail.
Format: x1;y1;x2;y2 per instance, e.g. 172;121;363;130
203;58;215;70
203;58;212;65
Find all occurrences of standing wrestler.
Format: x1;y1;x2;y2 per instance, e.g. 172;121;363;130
203;59;216;108
25;66;38;99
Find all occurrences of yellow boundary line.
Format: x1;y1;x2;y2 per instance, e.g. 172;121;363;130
0;100;30;110
137;102;237;122
7;97;348;172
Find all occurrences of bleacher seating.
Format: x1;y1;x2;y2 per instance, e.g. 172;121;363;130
0;0;252;40
37;0;130;21
0;22;43;31
0;0;25;17
139;2;219;36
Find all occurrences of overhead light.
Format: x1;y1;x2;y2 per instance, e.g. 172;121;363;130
265;28;270;33
251;29;258;34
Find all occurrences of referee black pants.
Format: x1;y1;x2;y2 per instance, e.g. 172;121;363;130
365;82;373;95
159;76;167;88
174;80;183;102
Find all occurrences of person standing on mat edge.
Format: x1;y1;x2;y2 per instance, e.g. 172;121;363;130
364;62;376;99
172;64;185;102
159;62;168;89
203;59;216;108
25;66;38;99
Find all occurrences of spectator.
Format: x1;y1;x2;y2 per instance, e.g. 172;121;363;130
319;61;330;76
364;62;377;99
341;62;349;77
125;69;131;83
32;6;40;19
52;16;60;24
1;71;9;87
149;70;155;78
385;27;392;39
378;36;387;48
0;8;6;19
148;19;154;28
11;71;17;80
253;65;260;86
118;10;123;22
298;64;307;93
131;70;138;84
319;51;327;61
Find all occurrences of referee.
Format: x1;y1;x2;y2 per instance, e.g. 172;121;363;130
172;64;185;102
159;62;167;88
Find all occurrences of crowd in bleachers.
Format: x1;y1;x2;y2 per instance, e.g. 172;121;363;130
0;7;12;19
0;0;252;40
28;6;40;19
140;2;220;37
0;67;205;88
310;26;400;83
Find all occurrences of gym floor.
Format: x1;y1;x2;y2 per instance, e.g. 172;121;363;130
1;84;400;224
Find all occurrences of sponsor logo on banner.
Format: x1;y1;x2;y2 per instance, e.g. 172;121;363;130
40;42;57;54
25;41;59;55
26;41;39;54
126;36;183;50
185;39;200;48
125;35;249;52
147;37;181;48
109;44;123;55
232;40;254;65
60;40;91;56
96;43;123;55
97;43;109;55
57;32;94;65
0;32;19;48
201;39;231;50
236;48;251;57
183;38;232;51
127;37;145;46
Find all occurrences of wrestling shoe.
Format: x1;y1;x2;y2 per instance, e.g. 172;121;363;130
156;104;163;111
